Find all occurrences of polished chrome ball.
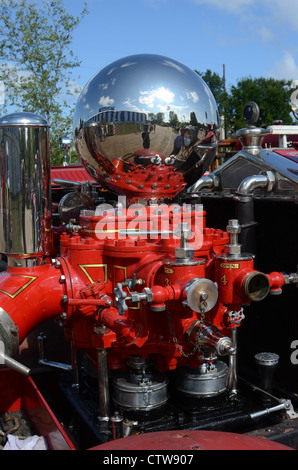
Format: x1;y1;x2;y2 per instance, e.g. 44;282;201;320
74;53;219;201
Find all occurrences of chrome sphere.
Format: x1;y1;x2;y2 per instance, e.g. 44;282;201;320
74;53;219;201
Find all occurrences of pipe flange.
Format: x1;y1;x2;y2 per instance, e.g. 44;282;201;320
261;170;276;192
0;308;19;357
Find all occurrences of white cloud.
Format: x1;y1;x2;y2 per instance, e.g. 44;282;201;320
266;0;298;31
259;26;275;43
123;96;188;117
99;83;109;90
139;87;175;107
122;98;141;112
121;62;137;68
163;60;185;73
267;51;298;80
107;67;117;76
191;0;255;13
98;77;116;91
186;91;199;103
98;96;114;107
192;0;298;31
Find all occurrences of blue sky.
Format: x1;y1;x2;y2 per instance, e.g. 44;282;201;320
2;0;298;112
64;0;298;96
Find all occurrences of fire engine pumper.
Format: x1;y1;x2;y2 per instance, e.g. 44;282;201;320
0;54;297;449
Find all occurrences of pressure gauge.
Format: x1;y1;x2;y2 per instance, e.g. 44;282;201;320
243;101;260;125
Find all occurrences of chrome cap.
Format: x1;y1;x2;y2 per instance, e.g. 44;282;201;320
0;111;49;127
74;54;219;201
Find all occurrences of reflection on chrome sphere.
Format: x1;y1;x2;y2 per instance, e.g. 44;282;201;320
74;53;219;201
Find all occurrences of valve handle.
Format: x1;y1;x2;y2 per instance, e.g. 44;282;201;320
113;283;130;315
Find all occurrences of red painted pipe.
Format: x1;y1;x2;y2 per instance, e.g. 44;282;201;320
98;307;148;347
0;263;65;354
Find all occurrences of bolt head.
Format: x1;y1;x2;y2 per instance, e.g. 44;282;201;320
175;247;194;259
227;219;241;234
224;244;241;255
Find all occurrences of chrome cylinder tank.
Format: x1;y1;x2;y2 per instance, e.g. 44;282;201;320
175;361;228;398
0;112;52;263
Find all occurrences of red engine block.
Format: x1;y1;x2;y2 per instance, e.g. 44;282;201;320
0;205;283;377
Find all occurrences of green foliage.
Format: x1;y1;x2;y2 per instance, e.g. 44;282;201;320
190;111;198;126
0;0;88;164
156;112;165;125
169;110;178;127
51;140;79;166
196;69;295;136
226;77;293;133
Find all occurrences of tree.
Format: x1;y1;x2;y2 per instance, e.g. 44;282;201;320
169;110;178;127
0;0;88;164
226;77;294;133
156;112;164;125
190;111;198;126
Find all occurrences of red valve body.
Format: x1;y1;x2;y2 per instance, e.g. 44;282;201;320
0;208;281;372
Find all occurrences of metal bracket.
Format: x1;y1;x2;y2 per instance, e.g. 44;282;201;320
250;399;298;421
37;333;72;371
280;399;298;419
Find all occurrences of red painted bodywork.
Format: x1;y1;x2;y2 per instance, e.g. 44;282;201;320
0;369;75;450
90;429;293;450
51;165;96;186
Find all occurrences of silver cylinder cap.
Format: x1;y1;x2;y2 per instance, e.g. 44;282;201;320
0;111;49;127
255;352;280;367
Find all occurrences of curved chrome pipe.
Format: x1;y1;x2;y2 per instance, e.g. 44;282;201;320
236;171;276;197
187;174;219;194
